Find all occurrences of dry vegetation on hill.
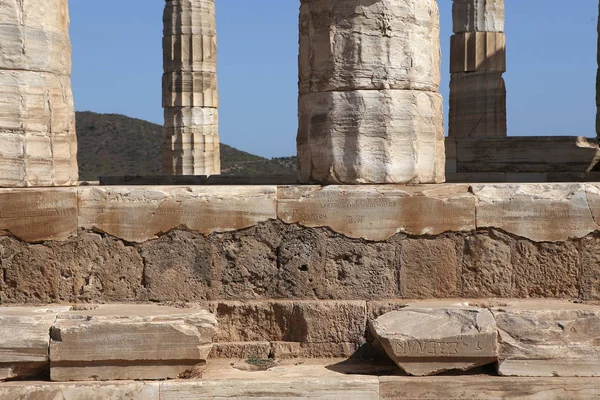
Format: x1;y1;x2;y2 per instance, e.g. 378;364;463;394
76;111;297;180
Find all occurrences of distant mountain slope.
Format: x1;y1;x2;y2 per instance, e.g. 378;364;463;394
76;111;297;180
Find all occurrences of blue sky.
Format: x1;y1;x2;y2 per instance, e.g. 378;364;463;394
70;1;598;158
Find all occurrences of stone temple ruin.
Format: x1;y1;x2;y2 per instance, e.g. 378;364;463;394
3;0;600;398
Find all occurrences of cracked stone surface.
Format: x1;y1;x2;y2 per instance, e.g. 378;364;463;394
297;0;444;184
0;0;77;187
371;307;498;376
0;306;70;381
49;304;217;381
452;0;505;33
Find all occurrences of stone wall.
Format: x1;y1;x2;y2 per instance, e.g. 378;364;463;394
1;183;600;304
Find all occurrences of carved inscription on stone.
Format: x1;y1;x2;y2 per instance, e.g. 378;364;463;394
0;189;77;242
278;186;475;241
78;186;277;243
473;184;598;242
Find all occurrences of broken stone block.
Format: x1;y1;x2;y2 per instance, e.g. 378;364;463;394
0;306;69;381
371;307;497;376
452;0;505;33
493;303;600;376
298;90;445;184
49;304;217;381
299;0;441;93
450;32;506;73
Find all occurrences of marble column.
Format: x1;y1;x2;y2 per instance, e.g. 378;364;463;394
0;0;78;187
297;0;445;184
163;0;220;175
449;0;507;138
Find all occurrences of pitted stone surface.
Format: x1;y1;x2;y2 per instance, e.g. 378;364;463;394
49;304;217;381
371;307;497;376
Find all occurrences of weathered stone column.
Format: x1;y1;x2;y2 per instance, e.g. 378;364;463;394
163;0;220;175
449;0;506;138
297;0;445;184
0;0;78;187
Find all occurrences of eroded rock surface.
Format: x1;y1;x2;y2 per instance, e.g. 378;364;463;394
371;307;497;376
493;303;600;377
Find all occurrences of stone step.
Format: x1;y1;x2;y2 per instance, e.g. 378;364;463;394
0;305;216;382
2;360;600;399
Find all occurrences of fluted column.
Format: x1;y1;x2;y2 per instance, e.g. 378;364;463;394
0;0;78;187
163;0;220;175
449;0;507;138
297;0;445;184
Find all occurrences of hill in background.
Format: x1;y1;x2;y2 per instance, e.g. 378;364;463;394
76;111;297;181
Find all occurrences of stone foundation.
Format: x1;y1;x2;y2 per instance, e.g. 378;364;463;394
2;183;600;303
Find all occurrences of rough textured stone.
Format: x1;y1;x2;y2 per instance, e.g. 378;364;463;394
49;304;217;381
474;184;598;242
400;239;459;298
461;233;513;297
449;72;506;138
209;342;271;359
76;232;145;302
0;0;77;187
452;0;505;33
208;301;366;355
278;185;474;241
139;230;215;302
298;0;440;93
0;188;77;242
163;0;219;175
511;241;580;298
493;303;600;376
450;32;506;73
372;307;497;376
581;235;600;300
78;186;277;243
0;238;78;303
298;90;445;184
0;306;69;381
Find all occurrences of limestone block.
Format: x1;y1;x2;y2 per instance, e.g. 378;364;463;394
278;185;474;241
78;186;277;243
0;382;160;400
450;32;506;73
380;376;600;400
209;300;367;348
298;90;445;184
449;72;506;137
473;183;599;242
456;136;600;171
371;307;497;376
0;306;69;381
162;71;218;108
49;304;217;381
0;188;77;242
452;0;505;33
163;34;217;73
0;0;71;74
163;0;216;36
493;304;600;376
299;0;440;93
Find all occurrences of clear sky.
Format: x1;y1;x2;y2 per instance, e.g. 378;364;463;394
69;0;599;159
